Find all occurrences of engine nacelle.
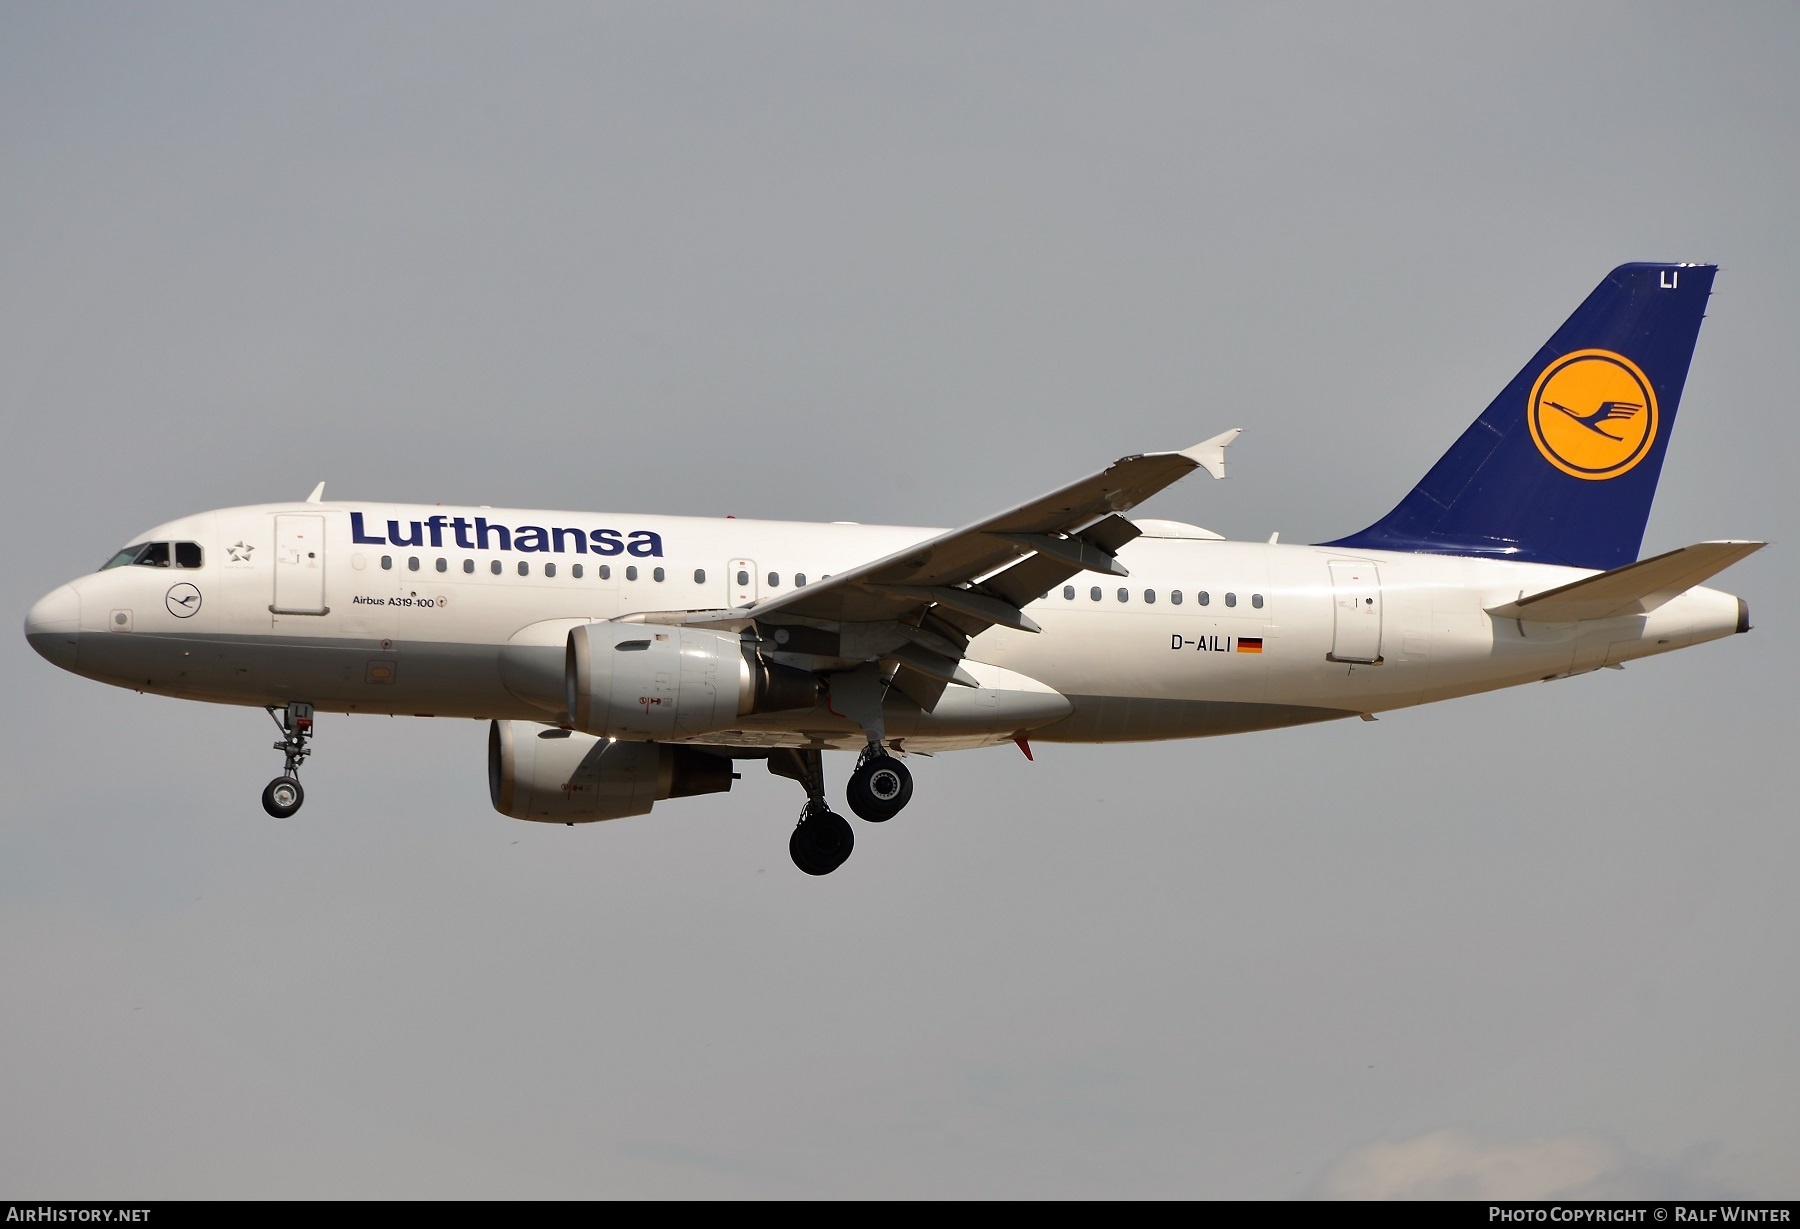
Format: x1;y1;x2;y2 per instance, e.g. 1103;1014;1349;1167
565;622;819;740
488;720;735;823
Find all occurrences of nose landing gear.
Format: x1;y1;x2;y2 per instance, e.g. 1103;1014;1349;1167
261;703;313;819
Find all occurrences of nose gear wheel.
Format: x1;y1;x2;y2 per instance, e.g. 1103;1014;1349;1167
261;775;304;819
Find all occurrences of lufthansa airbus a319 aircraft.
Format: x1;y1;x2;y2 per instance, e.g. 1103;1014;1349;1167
24;264;1763;875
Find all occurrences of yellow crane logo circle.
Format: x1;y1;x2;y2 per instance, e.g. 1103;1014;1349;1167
1527;349;1658;480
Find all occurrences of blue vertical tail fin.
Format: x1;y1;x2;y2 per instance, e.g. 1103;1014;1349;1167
1326;263;1715;571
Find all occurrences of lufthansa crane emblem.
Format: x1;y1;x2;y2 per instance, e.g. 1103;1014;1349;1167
165;583;202;618
1527;349;1658;481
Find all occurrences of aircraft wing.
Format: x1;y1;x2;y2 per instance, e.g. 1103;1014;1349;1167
735;430;1241;706
626;430;1241;706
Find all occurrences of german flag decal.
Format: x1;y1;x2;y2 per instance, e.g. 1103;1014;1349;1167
1236;637;1264;654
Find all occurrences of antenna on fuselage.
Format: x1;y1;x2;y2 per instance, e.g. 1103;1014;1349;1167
305;482;325;504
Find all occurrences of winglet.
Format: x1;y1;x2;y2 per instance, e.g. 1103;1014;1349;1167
1180;429;1242;479
305;482;326;504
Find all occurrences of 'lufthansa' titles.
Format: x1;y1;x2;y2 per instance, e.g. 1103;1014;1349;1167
351;512;664;557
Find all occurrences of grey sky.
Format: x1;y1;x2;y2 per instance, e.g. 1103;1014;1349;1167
3;2;1795;1198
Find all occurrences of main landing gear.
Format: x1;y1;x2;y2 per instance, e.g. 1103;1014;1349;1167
771;745;916;875
261;702;314;819
846;746;912;822
771;748;851;875
790;805;855;877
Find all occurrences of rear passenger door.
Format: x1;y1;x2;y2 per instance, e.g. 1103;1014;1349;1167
1327;559;1383;663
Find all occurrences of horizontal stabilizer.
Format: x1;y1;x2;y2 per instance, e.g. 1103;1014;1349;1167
1486;540;1764;622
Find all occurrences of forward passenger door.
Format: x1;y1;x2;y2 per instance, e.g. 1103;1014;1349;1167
272;514;328;616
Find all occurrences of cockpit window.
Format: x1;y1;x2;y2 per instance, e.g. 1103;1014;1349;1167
98;541;204;571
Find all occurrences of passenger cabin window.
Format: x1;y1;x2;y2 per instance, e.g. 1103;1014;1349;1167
381;555;393;571
1225;592;1236;608
1144;590;1156;604
545;562;557;578
1198;591;1210;606
736;570;749;587
435;558;447;573
1117;588;1129;603
408;557;420;571
795;574;807;587
463;559;474;574
490;560;502;575
653;567;665;582
768;572;780;588
1252;593;1264;609
1090;586;1102;601
694;569;707;584
1171;590;1183;605
599;565;611;580
1063;585;1075;600
518;562;529;576
626;565;638;581
572;563;583;579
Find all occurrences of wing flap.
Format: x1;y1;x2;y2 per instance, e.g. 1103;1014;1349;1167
886;663;950;712
978;553;1083;610
994;532;1129;577
1078;513;1145;554
1486;540;1764;622
871;584;1044;633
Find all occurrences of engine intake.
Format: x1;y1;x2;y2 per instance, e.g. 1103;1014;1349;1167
488;720;736;823
565;622;819;740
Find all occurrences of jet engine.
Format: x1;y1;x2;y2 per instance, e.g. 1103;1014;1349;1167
564;622;819;740
488;720;736;823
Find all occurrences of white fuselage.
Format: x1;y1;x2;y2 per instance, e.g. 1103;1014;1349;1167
28;500;1746;753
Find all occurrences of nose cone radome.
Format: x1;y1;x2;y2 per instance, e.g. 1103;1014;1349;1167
25;584;80;670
